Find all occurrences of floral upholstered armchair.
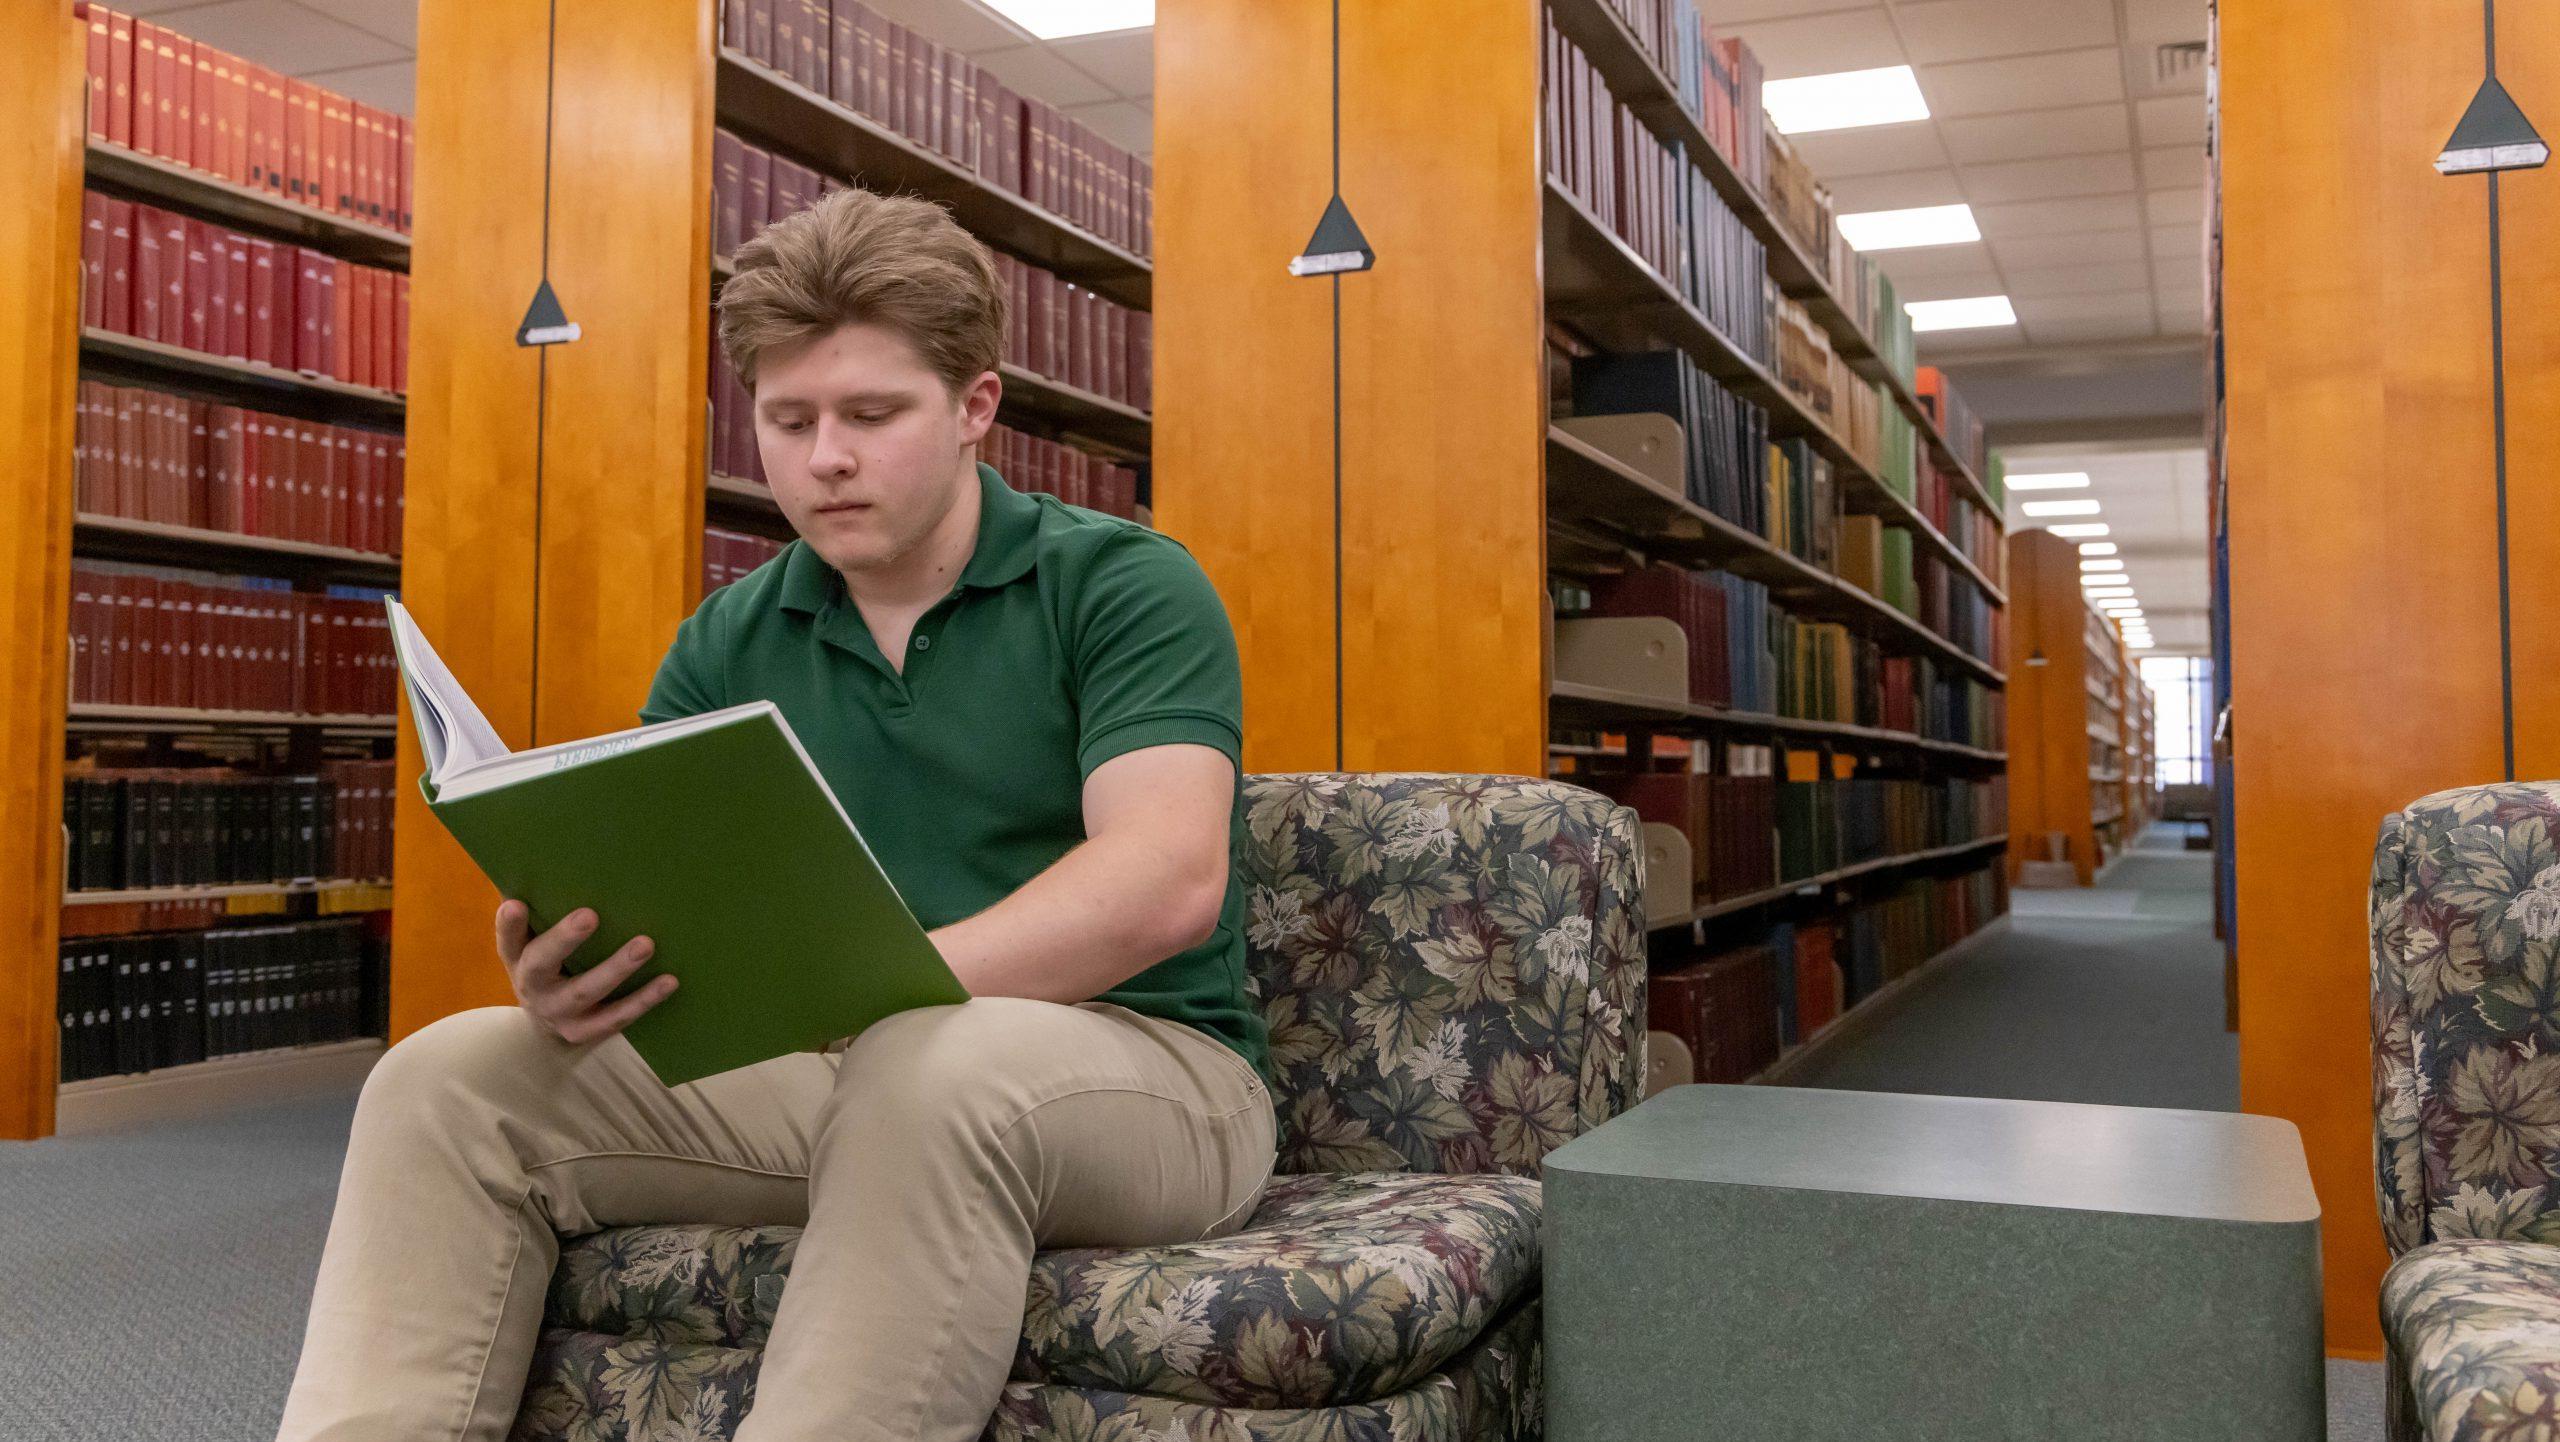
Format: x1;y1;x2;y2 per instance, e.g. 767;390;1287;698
509;772;1648;1442
2373;782;2560;1441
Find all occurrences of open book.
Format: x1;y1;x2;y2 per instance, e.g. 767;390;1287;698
386;599;967;1086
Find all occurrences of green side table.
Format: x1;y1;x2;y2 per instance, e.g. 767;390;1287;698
1543;1085;2324;1440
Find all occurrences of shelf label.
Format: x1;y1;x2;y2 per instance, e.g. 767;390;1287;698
1289;195;1374;278
515;278;581;347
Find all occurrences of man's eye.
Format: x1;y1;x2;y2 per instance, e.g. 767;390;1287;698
854;413;894;426
774;419;810;433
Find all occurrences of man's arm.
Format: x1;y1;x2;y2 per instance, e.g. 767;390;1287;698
930;741;1234;1002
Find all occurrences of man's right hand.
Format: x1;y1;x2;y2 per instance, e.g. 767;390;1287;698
495;900;678;1046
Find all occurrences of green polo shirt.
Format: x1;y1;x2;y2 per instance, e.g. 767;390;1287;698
638;463;1267;1083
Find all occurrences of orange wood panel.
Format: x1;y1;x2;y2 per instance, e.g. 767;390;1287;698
1152;0;1339;773
392;0;712;1039
2220;0;2534;1358
2502;28;2560;780
1157;0;1548;777
2003;529;2095;885
0;11;86;1140
1337;1;1547;776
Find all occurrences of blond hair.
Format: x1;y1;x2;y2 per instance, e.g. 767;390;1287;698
717;186;1004;394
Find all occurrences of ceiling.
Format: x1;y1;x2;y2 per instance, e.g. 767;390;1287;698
1708;0;2210;358
115;0;1158;158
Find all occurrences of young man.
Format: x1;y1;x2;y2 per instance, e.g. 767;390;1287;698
276;188;1274;1442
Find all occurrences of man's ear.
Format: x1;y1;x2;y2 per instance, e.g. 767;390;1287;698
958;370;1002;443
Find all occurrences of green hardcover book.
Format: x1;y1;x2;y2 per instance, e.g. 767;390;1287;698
386;600;967;1087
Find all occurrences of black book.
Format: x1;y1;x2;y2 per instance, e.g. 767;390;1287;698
82;778;119;891
312;781;337;882
118;779;149;893
60;781;82;893
204;932;231;1059
293;778;321;883
171;929;204;1066
110;936;138;1076
268;782;296;885
55;941;79;1082
149;777;177;890
211;780;237;884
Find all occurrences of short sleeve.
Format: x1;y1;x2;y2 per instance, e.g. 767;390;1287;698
638;595;731;725
1071;531;1245;778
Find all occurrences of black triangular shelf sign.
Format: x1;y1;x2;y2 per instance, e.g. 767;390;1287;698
2438;75;2549;175
516;278;582;347
1289;195;1375;277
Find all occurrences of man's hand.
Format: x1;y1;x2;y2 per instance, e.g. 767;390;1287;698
495;900;677;1045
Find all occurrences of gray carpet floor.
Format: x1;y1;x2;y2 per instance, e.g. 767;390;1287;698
0;823;2384;1440
1785;823;2384;1441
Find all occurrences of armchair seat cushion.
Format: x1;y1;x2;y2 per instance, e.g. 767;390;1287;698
537;1171;1544;1417
2383;1237;2560;1440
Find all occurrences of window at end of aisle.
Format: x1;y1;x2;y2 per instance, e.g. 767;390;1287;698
2140;656;2213;787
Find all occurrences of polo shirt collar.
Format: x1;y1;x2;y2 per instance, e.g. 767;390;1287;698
777;462;1042;616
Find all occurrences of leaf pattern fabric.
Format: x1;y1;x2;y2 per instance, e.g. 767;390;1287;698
2373;784;2560;1440
510;774;1643;1440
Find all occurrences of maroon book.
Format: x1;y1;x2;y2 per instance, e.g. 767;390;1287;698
245;238;277;367
132;203;164;342
222;228;250;361
294;247;324;376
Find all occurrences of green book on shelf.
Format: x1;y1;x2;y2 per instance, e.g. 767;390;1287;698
385;600;967;1087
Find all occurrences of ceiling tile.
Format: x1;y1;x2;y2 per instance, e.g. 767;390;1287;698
1050;29;1153;97
2156;291;2208;334
972;44;1116;108
2002;260;2155;296
1914;326;2025;356
1825;168;1966;211
1870;239;1997;279
1695;0;1886;22
2147;187;2206;223
302;57;413;115
1940;104;2132;164
1890;268;2006;302
1917;48;2125;119
1962;152;2140;203
1973;193;2145;239
2140;144;2206;189
2013;290;2157;324
294;0;415;48
1784;121;1950;178
1064;99;1152;157
2027;314;2161;344
2152;255;2206;289
143;0;406;74
1892;0;2115;65
121;0;231;13
2123;0;2212;47
863;0;1029;53
1993;229;2149;268
2136;95;2208;146
2148;222;2204;257
1720;8;1907;79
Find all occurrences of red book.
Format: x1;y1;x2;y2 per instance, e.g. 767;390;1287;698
389;441;405;556
105;9;134;149
771;0;799;82
722;0;746;52
154;207;187;345
204;405;238;532
222;229;249;361
831;0;855;107
284;79;314;204
293;248;323;375
742;144;770;240
336;429;359;548
397;116;413;230
317;88;344;214
371;265;394;392
347;432;372;554
192;41;221;177
747;0;773;67
80;193;107;332
245;238;277;367
129;19;158;158
223;47;249;184
79;4;109;139
248;65;283;194
318;425;342;548
92;197;131;340
713;131;742;257
349;103;376;223
132;203;164;342
392;273;408;394
924;41;945;155
344;266;373;390
974;73;998;181
325;258;348;383
185;395;210;529
161;31;191;168
1106;303;1127;404
178;218;211;354
253;412;284;538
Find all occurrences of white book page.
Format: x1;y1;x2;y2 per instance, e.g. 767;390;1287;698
432;702;782;800
384;599;513;788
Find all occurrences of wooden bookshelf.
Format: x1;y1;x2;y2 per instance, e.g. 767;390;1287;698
1645;835;2010;930
714;49;1150;309
83;142;411;270
64;705;398;735
2004;528;2134;885
64;878;391;908
1550;679;2005;764
72;513;401;583
79;328;407;423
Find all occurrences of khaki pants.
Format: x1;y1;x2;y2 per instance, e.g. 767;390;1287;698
275;996;1277;1442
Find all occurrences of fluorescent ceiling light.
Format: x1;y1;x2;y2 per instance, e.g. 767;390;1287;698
2127;637;2157;649
2081;559;2126;572
1764;66;1930;135
2079;542;2119;556
2008;472;2091;491
2081;572;2131;586
2104;605;2144;617
2050;523;2111;538
1907;295;2017;332
1838;205;1980;252
2023;498;2103;517
978;0;1153;39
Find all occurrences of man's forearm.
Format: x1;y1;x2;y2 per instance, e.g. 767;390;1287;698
928;832;1225;1003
